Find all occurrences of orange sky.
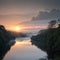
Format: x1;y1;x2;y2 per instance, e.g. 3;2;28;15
1;0;58;32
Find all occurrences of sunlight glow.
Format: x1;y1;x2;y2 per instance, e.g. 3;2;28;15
6;25;23;32
16;40;31;45
15;26;21;32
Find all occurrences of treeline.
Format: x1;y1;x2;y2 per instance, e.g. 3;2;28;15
31;20;60;60
0;25;15;60
0;25;16;46
7;31;28;38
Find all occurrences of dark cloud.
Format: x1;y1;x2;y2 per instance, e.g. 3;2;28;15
0;0;60;9
32;9;60;20
0;0;60;17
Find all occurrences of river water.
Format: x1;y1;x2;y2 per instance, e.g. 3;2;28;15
4;37;47;60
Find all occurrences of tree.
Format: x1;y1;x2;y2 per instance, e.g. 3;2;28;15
48;20;57;28
57;19;60;27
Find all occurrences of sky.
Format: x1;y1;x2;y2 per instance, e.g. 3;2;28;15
0;0;60;32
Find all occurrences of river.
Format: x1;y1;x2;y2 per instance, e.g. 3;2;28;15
3;37;47;60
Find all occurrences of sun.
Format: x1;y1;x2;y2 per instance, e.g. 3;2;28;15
15;26;21;32
6;25;23;32
15;26;20;31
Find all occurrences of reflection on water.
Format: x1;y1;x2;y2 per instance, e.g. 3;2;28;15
16;40;31;45
4;38;47;60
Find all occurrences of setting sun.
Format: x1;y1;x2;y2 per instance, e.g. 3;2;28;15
6;25;23;32
15;26;21;32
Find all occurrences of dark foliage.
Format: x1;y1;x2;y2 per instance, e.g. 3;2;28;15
31;24;60;60
0;25;15;60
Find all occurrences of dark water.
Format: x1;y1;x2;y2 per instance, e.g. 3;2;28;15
3;37;47;60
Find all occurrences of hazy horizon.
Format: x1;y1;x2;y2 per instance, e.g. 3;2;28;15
0;0;60;32
0;0;60;33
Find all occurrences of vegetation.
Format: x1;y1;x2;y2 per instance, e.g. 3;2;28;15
39;58;46;60
31;20;60;60
0;25;15;60
7;31;28;38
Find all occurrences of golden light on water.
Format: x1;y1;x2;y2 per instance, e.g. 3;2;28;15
16;40;31;45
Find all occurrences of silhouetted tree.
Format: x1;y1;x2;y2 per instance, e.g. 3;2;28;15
48;20;57;28
0;25;15;60
57;19;60;27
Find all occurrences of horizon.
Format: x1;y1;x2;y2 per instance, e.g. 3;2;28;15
0;0;60;33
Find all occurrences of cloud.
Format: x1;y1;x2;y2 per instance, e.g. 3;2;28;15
0;0;60;12
32;9;60;20
18;20;47;32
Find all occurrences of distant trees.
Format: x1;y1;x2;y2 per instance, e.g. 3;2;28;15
39;58;46;60
57;19;60;27
48;20;57;28
48;19;60;28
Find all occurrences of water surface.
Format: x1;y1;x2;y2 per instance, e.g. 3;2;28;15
4;37;47;60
